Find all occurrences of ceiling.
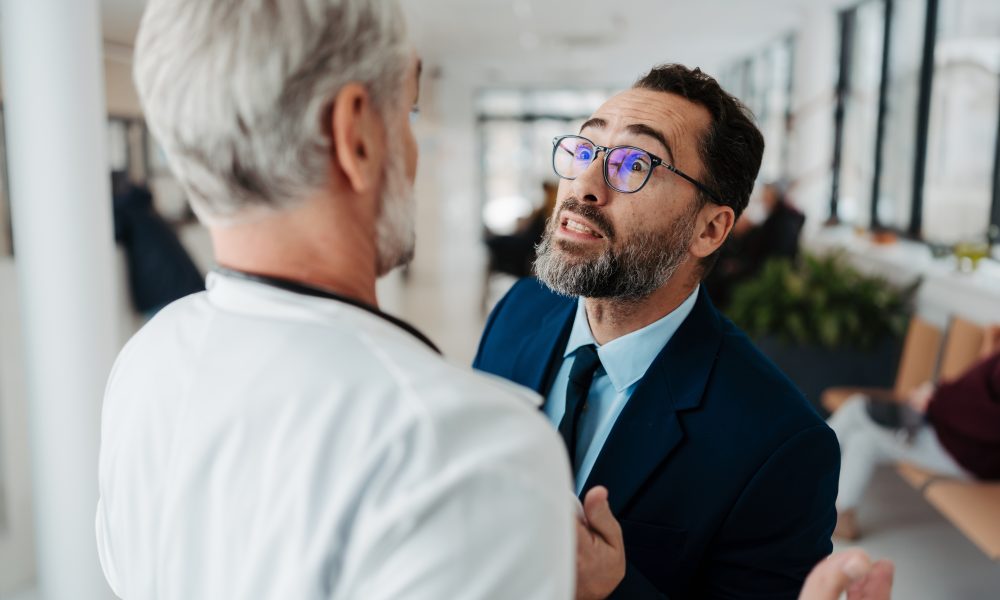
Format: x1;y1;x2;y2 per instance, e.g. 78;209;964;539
100;0;852;88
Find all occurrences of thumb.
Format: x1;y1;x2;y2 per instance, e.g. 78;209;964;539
582;486;622;546
799;550;873;600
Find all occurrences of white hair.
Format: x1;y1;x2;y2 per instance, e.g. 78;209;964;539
134;0;410;225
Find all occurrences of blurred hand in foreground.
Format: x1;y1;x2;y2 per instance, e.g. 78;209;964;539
799;548;894;600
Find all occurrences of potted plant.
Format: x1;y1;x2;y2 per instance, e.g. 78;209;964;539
727;252;920;414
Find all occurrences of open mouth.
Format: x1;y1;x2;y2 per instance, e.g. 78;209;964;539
559;215;605;239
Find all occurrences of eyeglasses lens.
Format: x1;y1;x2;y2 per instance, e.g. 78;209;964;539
553;137;596;179
606;147;651;193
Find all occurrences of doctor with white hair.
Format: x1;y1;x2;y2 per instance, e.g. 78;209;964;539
94;1;578;598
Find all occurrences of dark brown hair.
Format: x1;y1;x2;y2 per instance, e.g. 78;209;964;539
634;64;764;220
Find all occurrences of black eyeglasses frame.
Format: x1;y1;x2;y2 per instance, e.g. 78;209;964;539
551;134;724;204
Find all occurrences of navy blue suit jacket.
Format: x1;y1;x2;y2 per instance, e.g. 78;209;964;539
473;279;840;599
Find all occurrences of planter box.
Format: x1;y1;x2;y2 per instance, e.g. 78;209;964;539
755;335;904;417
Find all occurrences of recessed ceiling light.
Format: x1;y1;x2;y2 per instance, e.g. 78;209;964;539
513;0;533;20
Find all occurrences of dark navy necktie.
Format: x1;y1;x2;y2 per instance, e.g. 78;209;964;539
557;344;602;470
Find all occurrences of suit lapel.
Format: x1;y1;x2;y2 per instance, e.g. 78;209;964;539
514;299;576;395
581;288;725;514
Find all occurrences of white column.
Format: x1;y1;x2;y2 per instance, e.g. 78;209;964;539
0;0;118;598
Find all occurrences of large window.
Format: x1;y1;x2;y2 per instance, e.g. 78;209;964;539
875;0;929;231
719;37;796;186
757;37;796;183
837;1;887;226
921;0;1000;243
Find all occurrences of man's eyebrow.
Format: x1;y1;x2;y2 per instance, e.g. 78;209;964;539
579;117;606;133
578;119;676;164
625;123;674;164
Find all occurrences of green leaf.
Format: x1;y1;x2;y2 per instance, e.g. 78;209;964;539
727;251;920;351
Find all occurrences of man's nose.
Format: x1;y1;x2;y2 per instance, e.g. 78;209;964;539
571;154;610;206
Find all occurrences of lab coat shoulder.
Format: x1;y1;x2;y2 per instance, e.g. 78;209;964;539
321;349;578;600
99;291;576;600
337;313;577;509
287;307;578;600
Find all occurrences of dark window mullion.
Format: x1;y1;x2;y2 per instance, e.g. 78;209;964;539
908;0;940;238
782;33;796;182
830;8;856;222
991;71;1000;241
870;0;893;229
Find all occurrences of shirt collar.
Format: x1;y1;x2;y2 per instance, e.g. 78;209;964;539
563;286;700;393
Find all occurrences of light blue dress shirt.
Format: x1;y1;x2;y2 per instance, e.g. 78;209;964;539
544;286;700;495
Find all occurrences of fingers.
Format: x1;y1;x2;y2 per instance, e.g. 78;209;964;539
869;560;894;597
847;560;894;600
799;549;873;600
575;518;591;547
582;486;623;548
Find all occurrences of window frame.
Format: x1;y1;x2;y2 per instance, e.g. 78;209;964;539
990;43;1000;242
831;0;961;242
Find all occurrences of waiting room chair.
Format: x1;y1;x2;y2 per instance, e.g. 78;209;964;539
937;316;986;383
820;316;942;414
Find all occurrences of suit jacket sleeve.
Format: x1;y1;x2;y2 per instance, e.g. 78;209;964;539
608;562;669;599
701;424;840;599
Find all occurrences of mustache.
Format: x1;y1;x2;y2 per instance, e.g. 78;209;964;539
554;197;615;239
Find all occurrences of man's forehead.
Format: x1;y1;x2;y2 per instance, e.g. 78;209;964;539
583;88;710;161
588;90;709;137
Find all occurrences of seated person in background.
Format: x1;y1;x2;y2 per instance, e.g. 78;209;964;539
484;181;558;279
112;171;204;316
741;181;806;264
706;181;804;307
830;325;1000;539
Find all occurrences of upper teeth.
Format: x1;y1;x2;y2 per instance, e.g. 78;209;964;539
566;219;596;235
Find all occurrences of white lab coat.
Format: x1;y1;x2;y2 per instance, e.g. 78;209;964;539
96;272;575;599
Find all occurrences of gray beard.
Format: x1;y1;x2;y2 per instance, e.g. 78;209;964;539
374;151;416;276
534;206;696;302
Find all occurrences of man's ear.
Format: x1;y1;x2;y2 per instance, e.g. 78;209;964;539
690;203;735;259
327;83;385;194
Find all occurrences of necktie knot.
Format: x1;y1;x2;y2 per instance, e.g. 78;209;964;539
569;344;602;387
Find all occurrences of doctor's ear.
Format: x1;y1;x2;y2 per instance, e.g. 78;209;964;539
690;204;735;259
327;83;386;194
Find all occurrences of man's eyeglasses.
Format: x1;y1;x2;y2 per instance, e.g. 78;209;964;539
551;134;723;203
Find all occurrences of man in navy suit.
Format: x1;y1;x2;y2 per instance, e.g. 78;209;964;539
474;64;840;599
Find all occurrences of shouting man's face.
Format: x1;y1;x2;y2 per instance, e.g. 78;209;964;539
535;88;713;302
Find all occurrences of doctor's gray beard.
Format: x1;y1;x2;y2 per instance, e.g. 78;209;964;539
374;151;416;276
533;200;697;302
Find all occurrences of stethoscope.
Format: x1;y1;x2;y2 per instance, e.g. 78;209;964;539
214;267;441;355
